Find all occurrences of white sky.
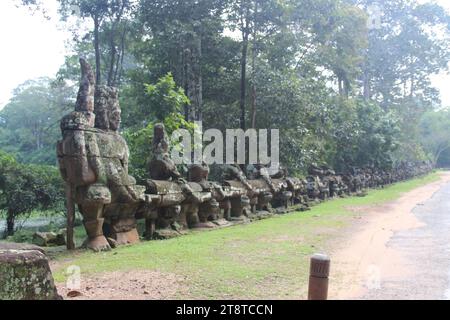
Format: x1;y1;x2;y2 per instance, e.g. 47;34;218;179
0;0;449;110
0;0;69;108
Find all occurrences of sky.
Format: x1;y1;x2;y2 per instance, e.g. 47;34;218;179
0;0;69;108
0;0;449;110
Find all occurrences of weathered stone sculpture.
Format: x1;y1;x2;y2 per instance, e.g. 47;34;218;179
144;124;210;237
58;59;146;252
93;85;146;246
189;162;230;227
56;61;434;251
149;123;182;181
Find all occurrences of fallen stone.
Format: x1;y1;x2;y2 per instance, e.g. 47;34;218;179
32;231;66;247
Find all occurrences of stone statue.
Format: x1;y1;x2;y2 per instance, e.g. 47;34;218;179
93;85;146;246
57;61;434;251
253;164;277;194
149;123;182;180
57;58;145;252
148;123;200;203
223;163;253;192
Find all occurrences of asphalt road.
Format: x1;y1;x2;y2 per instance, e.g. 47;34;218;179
361;181;450;300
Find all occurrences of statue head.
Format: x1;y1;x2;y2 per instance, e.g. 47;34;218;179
152;123;170;155
189;162;210;182
153;123;166;140
94;86;121;131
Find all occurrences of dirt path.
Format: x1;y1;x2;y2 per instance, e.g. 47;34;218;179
330;171;450;300
55;270;189;300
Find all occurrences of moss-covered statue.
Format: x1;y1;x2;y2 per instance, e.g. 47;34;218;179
57;59;146;252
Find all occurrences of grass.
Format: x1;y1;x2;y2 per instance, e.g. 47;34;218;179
50;171;441;299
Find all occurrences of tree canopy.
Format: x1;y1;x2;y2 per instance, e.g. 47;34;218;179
7;0;450;175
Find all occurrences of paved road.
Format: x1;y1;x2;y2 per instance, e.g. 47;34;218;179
361;181;450;300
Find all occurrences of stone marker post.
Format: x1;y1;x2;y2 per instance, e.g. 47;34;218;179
308;253;330;300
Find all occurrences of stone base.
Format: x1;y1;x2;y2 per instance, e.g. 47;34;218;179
212;218;232;227
273;203;307;214
191;222;217;230
0;244;62;300
229;215;250;224
114;228;140;246
153;228;186;240
249;210;274;220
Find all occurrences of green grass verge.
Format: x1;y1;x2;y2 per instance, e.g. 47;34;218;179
51;171;441;299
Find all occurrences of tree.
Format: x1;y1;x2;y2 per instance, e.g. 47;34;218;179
122;73;190;126
352;0;450;107
59;0;135;86
138;0;228;122
55;0;135;86
226;0;284;129
0;78;74;164
420;109;450;166
14;0;450;177
315;2;368;98
0;151;65;237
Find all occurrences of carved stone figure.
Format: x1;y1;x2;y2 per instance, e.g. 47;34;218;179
57;60;434;251
149;123;181;180
93;85;146;246
223;164;253;192
58;59;145;252
188;162;229;226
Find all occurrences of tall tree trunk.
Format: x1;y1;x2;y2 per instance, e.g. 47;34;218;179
250;79;257;128
107;32;117;87
94;14;102;85
338;75;343;96
344;77;350;99
6;209;15;238
184;31;203;122
182;45;190;121
240;31;249;131
250;1;258;129
363;71;370;100
113;25;127;86
196;35;203;122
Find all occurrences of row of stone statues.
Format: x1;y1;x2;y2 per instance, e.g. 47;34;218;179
57;59;433;252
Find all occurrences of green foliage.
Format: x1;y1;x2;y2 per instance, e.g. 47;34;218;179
124;112;196;183
0;151;65;237
143;73;190;121
15;0;450;177
5;229;35;244
0;78;74;165
419;109;450;166
122;73;190;127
